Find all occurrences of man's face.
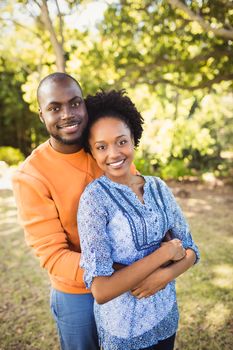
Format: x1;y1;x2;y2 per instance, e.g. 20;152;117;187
39;78;88;153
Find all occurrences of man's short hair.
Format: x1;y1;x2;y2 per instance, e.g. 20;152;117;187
37;72;82;104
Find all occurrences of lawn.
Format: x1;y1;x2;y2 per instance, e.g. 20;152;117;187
0;182;233;350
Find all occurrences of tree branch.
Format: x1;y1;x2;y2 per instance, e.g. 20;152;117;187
118;70;233;91
167;0;233;40
0;17;41;38
143;73;233;91
141;49;232;72
55;0;65;47
41;0;65;72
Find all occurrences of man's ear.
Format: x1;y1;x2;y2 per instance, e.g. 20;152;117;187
90;148;95;160
39;108;44;123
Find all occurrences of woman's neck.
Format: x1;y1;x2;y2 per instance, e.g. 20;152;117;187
105;173;145;204
106;172;136;187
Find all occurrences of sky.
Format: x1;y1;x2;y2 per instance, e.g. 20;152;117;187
68;1;109;31
2;1;111;33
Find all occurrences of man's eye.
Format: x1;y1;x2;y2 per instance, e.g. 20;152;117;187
49;106;59;111
71;102;80;107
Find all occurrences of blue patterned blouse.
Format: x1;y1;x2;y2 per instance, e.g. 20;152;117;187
78;175;200;350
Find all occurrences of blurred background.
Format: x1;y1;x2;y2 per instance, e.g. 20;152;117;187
0;1;232;349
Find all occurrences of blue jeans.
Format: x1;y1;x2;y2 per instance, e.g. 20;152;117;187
50;288;100;350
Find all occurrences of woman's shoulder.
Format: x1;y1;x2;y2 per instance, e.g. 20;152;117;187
81;176;103;196
144;175;167;188
80;176;110;205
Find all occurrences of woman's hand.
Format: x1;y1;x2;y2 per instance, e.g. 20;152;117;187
131;248;196;299
162;238;186;261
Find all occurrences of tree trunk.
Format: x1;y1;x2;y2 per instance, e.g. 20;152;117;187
40;0;66;72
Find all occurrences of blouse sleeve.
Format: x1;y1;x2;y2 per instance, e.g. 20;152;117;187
78;185;114;289
155;177;200;263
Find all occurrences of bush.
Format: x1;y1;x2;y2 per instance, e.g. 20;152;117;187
0;146;25;165
134;154;155;175
159;159;193;180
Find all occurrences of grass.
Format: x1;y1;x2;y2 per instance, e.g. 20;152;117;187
0;182;233;350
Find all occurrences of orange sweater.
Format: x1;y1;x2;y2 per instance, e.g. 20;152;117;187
12;141;103;293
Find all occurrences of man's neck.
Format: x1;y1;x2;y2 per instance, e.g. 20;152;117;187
49;138;82;154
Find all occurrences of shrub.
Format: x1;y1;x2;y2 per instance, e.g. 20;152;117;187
0;146;25;166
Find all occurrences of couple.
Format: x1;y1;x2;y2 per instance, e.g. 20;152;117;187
12;73;199;350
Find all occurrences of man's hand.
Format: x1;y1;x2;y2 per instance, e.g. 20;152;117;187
130;267;170;299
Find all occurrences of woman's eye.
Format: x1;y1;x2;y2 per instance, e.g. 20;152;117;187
119;140;127;146
97;145;105;150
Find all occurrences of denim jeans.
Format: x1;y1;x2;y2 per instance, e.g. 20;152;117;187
50;288;100;350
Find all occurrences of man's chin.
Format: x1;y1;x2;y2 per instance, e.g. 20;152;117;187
52;134;83;146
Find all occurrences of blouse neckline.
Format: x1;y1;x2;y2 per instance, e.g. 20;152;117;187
98;175;154;208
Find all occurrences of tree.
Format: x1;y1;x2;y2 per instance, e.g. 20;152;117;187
167;0;233;40
0;63;46;155
86;0;233;92
0;0;84;73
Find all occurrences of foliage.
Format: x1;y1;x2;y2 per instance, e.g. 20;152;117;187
0;0;232;177
0;66;47;155
132;84;233;178
160;159;193;180
91;0;233;91
0;146;25;166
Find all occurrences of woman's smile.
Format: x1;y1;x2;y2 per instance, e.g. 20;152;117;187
107;158;126;168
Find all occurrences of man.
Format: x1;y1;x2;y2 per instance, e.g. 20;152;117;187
12;73;102;350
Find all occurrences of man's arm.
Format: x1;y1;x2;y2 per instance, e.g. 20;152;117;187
130;248;196;299
12;171;84;284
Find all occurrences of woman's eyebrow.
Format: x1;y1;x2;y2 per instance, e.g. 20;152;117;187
94;135;128;144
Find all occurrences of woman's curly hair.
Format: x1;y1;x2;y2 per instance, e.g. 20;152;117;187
84;90;144;153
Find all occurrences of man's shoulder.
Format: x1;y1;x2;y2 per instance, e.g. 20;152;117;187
18;141;50;171
12;141;51;186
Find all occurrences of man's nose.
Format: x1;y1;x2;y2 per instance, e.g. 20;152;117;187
61;105;72;119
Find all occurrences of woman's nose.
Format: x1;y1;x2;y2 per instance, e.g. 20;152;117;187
108;145;120;158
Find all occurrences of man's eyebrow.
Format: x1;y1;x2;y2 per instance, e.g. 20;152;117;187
46;96;82;108
46;101;60;106
69;96;83;102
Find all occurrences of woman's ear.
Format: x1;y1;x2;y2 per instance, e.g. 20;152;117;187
131;136;135;148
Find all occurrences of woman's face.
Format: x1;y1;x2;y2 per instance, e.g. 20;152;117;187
89;117;135;182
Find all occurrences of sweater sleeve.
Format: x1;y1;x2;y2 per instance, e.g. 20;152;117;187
12;170;84;284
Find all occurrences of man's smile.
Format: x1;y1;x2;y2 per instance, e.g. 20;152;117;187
56;120;83;134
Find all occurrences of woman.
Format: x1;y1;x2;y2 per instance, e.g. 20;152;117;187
78;90;200;350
